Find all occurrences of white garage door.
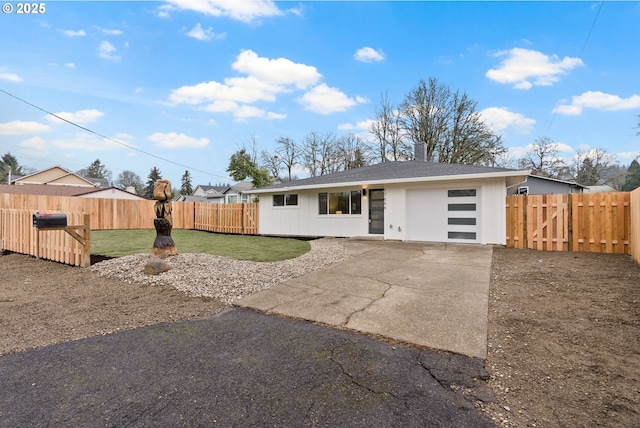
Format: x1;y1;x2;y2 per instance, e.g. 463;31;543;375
406;188;479;243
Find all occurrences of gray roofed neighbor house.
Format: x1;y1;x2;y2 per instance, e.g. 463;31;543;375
253;161;528;192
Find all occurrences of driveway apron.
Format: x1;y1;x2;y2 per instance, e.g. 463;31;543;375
237;239;494;359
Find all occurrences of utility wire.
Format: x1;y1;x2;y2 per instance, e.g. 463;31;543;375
544;0;605;137
0;88;229;180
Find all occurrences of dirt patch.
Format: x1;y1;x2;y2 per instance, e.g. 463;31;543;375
480;248;640;427
1;248;639;426
0;252;227;356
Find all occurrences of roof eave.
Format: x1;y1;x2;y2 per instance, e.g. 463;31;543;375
252;170;532;193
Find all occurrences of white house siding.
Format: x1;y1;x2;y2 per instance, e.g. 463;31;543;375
258;178;508;245
479;177;508;245
391;178;507;245
259;187;369;238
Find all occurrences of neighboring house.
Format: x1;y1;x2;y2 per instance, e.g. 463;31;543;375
0;183;145;200
509;175;585;195
3;166;144;200
12;165;97;187
583;185;616;193
187;182;255;203
252;143;530;245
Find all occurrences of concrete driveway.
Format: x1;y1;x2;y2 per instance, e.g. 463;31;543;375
237;239;494;359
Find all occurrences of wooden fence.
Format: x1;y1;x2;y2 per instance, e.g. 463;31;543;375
1;209;90;267
631;188;640;264
506;193;632;254
0;193;196;230
0;193;258;266
194;202;258;235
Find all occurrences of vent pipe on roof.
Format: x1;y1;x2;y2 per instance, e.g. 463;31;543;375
414;142;427;162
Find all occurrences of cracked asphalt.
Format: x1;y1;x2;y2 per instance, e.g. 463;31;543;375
0;309;495;427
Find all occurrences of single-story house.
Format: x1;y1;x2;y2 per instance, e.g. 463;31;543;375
187;182;255;203
583;185;616;193
0;183;145;200
3;166;144;200
252;143;530;245
509;175;585;195
12;165;97;187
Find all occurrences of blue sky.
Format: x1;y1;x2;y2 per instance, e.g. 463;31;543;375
1;0;639;187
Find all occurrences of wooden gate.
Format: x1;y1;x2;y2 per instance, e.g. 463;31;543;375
506;193;631;254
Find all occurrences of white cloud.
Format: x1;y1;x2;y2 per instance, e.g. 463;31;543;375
233;106;286;121
169;50;359;119
486;47;584;90
354;47;385;63
337;119;375;132
0;72;22;82
65;62;75;68
159;0;282;23
19;136;48;152
62;29;86;37
98;41;120;61
97;27;123;36
47;109;104;125
0;120;51;135
299;84;363;114
617;151;640;162
232;49;321;89
479;107;536;134
186;23;226;41
554;91;640;115
52;133;122;152
148;132;210;148
171;76;283;105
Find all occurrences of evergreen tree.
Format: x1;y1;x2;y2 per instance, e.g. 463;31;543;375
78;159;112;183
144;167;162;199
0;152;30;183
622;159;640;191
181;170;193;195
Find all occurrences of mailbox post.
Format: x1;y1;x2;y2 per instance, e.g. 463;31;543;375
32;213;91;267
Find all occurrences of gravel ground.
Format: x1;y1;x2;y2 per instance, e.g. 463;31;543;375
89;238;350;304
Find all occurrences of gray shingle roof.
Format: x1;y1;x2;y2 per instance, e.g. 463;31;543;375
256;161;524;191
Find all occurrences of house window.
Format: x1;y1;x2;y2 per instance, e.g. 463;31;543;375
318;190;362;215
448;189;476;197
228;195;238;203
517;186;529;195
448;203;476;211
273;194;298;207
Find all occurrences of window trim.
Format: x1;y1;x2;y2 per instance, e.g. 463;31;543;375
272;193;298;207
318;190;363;215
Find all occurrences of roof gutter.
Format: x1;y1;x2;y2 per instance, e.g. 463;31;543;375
252;169;532;193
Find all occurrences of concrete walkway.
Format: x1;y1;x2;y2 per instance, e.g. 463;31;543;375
237;239;494;359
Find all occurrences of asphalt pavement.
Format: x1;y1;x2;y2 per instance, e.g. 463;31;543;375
0;309;495;427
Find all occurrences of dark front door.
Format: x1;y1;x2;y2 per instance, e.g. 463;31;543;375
368;189;385;234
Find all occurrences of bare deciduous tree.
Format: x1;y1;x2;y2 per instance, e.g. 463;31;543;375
300;131;340;176
337;133;372;170
369;91;411;162
572;148;618;186
517;136;569;179
399;77;505;165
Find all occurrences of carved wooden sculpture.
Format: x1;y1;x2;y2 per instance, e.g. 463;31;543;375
151;179;177;259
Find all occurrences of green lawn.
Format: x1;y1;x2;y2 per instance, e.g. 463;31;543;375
91;229;311;262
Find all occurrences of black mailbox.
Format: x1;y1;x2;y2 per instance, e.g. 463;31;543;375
33;213;67;228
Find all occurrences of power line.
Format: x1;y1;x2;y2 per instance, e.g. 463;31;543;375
544;0;605;137
0;88;230;180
